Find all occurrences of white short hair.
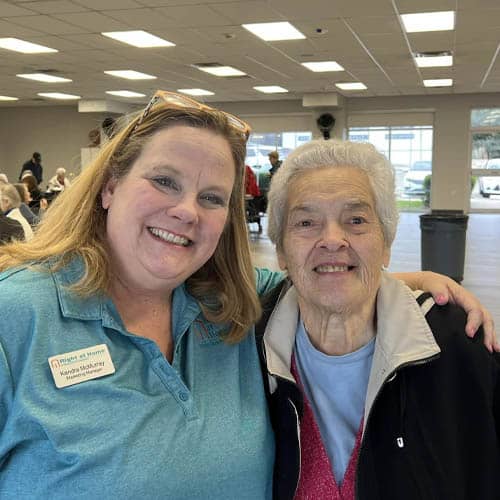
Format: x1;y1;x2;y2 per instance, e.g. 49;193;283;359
267;139;399;250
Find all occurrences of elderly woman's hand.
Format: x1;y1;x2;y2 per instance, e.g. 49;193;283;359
394;271;498;352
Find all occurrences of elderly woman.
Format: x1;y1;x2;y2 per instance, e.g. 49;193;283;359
259;139;500;499
0;93;495;499
47;167;71;193
0;183;33;240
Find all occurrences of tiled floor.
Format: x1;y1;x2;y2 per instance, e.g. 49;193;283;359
249;212;500;331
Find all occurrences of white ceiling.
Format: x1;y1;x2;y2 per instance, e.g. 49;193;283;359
1;0;500;107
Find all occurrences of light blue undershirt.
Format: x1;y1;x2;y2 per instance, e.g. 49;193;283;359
295;318;375;485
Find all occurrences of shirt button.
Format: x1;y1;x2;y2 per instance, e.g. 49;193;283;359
178;391;189;402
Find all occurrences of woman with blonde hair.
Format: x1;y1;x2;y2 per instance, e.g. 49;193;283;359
0;91;495;499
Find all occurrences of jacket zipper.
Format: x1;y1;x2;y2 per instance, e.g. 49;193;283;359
287;397;301;498
354;353;440;499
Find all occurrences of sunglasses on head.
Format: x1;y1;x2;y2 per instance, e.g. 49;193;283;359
134;90;251;140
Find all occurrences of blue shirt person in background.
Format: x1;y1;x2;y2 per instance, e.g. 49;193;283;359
0;91;495;499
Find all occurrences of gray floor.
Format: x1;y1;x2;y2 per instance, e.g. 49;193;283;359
249;212;500;331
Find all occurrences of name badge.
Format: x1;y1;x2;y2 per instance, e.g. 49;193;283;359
48;344;115;388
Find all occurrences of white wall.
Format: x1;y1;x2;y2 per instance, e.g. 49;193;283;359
0;105;109;187
2;92;500;211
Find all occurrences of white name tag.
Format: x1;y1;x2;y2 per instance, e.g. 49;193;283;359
48;344;115;388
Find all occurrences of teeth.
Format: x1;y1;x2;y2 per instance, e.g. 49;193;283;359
315;265;349;273
149;227;190;246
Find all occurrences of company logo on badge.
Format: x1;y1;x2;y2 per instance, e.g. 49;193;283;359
48;344;115;388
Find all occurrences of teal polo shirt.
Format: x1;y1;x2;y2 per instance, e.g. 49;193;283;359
0;262;283;499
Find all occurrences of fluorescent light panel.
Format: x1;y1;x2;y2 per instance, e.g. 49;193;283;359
102;30;175;48
423;78;453;87
17;73;72;83
178;88;214;96
196;66;246;77
401;11;455;33
0;37;57;53
415;55;453;67
336;82;367;90
242;22;305;41
106;90;146;97
301;61;344;72
0;95;18;101
253;86;288;93
104;70;157;80
38;92;81;100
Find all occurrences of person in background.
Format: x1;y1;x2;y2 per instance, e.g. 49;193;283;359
13;183;40;226
268;150;282;177
245;165;264;233
0;173;9;184
21;172;47;214
0;184;33;241
0;92;495;499
47;167;71;193
258;139;500;499
19;152;43;185
0;212;23;245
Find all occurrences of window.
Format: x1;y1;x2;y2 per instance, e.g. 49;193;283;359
470;110;500;208
245;131;312;192
349;126;433;210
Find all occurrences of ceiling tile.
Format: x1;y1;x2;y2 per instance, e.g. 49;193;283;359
53;11;131;31
394;0;456;14
8;14;88;34
20;1;89;14
0;0;37;16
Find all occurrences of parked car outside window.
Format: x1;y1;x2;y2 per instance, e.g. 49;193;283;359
478;158;500;198
404;160;432;195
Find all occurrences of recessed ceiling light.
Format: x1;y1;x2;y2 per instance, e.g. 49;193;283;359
105;90;146;98
0;37;58;53
102;30;175;48
242;22;306;41
423;78;453;87
253;86;289;93
414;53;453;67
0;95;18;101
335;82;367;90
17;73;72;83
177;88;215;96
401;11;455;33
196;65;246;77
301;61;344;72
104;70;157;80
38;92;81;100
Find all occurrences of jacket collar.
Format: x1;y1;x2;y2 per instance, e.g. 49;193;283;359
263;272;441;422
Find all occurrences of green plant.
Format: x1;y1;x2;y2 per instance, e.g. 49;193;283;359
423;174;432;207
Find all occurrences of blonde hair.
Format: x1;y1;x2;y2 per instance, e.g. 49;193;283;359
0;104;260;343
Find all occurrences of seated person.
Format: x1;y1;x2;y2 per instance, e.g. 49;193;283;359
47;167;71;193
245;165;263;233
13;183;40;226
0;184;33;241
258;139;500;499
21;173;47;214
0;212;23;244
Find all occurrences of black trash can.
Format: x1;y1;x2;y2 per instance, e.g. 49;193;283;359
419;211;469;282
